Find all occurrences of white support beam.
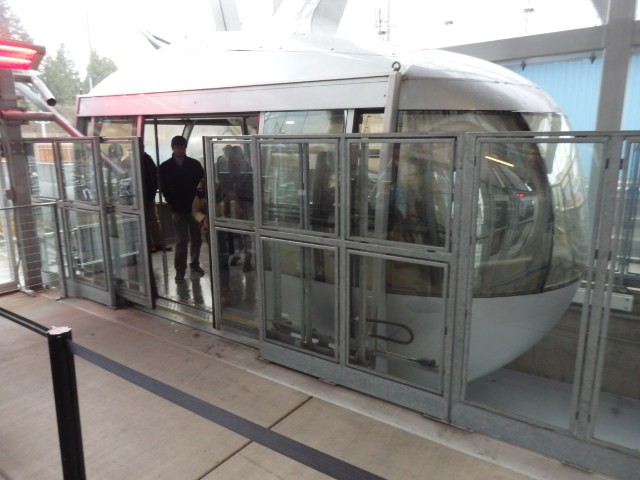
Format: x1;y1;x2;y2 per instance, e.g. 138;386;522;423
590;0;610;23
443;26;605;63
209;0;242;31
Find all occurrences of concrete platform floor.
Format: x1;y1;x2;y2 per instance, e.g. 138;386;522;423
0;290;614;480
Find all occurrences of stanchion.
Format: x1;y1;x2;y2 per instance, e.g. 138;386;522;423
47;326;86;480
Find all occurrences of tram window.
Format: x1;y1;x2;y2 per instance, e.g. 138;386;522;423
91;117;136;137
474;141;588;297
397;110;528;133
263;111;345;134
356;112;384;133
349;140;452;247
143;123;185;164
260;141;337;233
189;124;243;164
214;143;254;222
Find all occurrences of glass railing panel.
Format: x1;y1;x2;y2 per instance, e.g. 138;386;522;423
464;138;600;430
263;238;337;358
347;252;446;393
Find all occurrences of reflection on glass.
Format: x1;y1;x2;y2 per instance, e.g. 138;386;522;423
260;142;337;232
61;142;97;203
102;142;138;207
24;142;57;198
108;213;145;295
349;141;451;246
263;110;345;134
474;142;588;297
615;142;640;281
214;143;254;222
217;231;258;330
66;209;106;288
263;239;336;357
37;205;62;278
348;254;445;392
594;144;640;452
465;140;592;431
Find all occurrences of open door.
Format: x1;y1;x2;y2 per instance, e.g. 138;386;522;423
24;136;153;308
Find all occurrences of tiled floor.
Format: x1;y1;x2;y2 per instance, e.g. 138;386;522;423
0;290;615;480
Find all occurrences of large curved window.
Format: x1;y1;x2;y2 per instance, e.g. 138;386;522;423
398;110;587;296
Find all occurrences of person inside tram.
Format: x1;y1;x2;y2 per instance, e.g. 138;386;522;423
141;150;171;253
192;178;230;305
159;135;204;283
215;145;238;263
217;145;253;272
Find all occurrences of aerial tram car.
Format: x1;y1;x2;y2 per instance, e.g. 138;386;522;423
70;31;586;387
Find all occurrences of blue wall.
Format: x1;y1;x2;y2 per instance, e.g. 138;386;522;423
506;58;603;131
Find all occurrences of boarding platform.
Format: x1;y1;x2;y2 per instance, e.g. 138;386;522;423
0;291;613;480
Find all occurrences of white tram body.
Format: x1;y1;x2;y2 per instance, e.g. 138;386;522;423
77;32;586;383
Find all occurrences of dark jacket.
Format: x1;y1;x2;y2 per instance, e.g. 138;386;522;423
159;156;204;214
142;153;158;202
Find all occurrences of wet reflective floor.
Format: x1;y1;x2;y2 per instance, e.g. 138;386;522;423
151;244;259;332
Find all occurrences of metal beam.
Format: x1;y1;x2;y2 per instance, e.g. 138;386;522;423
209;0;242;31
590;0;610;23
444;26;605;63
596;0;636;130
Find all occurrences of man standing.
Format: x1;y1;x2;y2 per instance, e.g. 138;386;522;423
159;135;204;282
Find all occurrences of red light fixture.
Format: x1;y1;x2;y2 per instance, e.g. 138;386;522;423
0;38;45;70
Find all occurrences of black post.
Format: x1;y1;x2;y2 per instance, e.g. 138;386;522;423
47;326;86;480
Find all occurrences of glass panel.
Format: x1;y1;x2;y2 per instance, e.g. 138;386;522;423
348;253;446;392
263;110;345;134
18;119;67;138
101;141;138;207
263;239;337;358
37;205;62;283
398;110;531;134
0;207;16;284
218;231;258;330
92;117;136;137
592;312;640;452
214;143;254;222
349;140;452;246
593;140;640;451
616;142;640;284
60;142;98;203
108;212;146;296
143;123;185;164
474;141;588;296
622;53;640;130
188;123;244;164
67;209;106;288
260;142;338;233
22;142;53;198
356;112;384;133
465;140;596;431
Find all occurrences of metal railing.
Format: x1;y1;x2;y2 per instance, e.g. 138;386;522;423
0;202;65;295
